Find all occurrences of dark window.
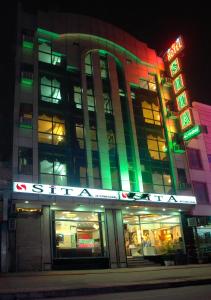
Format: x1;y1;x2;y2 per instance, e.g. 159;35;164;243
192;181;209;204
187;148;203;169
18;147;33;175
201;125;208;134
19;103;33;128
177;168;187;184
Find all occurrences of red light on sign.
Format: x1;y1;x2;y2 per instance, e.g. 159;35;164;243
167;36;184;62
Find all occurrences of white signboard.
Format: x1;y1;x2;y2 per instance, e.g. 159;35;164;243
120;191;197;205
13;182;197;205
13;182;119;200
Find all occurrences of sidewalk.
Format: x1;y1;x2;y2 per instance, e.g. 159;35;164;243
1;264;211;299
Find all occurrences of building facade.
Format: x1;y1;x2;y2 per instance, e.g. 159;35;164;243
6;7;199;272
184;102;211;262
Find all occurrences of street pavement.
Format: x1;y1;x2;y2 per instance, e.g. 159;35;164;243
0;264;211;299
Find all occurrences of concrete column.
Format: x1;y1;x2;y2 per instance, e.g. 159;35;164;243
81;52;94;187
107;57;130;191
41;205;52;270
115;209;127;267
92;53;112;189
105;208;127;268
105;209;118;268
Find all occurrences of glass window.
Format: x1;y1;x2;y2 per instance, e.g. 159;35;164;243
142;101;161;125
85;53;93;75
147;134;167;161
18;147;33;175
192;182;209;204
74;86;82;109
100;57;108;79
19;103;33;128
54;211;106;258
40;76;62;104
123;213;183;257
38;114;66;145
38;42;62;66
40;157;67;185
187;148;203;169
87;89;95;111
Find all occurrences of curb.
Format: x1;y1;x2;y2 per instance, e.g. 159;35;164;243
1;278;211;300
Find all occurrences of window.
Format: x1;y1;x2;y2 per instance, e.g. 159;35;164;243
201;125;208;134
85;53;93;75
103;93;113;114
19;103;33;128
76;123;85;149
40;76;62;104
38;114;66;145
192;182;209;204
74;86;82;109
38;41;62;65
100;57;108;79
87;89;95;111
177;168;188;189
90;125;98;151
147;134;167;160
140;78;157;92
152;170;172;194
54;211;106;258
18;147;32;175
40;156;67;185
142;100;161;125
187;148;203;169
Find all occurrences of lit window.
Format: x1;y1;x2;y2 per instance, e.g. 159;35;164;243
87;89;95;111
54;211;106;258
100;57;108;79
74;86;82;109
40;76;62;104
38;114;66;145
147;134;167;161
40;157;67;185
38;42;62;66
142;100;161;125
85;53;93;75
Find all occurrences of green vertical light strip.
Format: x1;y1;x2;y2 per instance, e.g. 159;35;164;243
155;75;177;193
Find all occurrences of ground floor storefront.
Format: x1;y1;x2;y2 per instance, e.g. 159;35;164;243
8;201;188;271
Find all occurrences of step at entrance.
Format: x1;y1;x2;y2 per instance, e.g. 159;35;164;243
127;256;160;268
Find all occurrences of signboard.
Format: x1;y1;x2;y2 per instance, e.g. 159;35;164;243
179;108;193;131
13;182;197;205
169;57;181;77
13;182;119;199
183;125;201;141
176;90;189;111
166;36;184;62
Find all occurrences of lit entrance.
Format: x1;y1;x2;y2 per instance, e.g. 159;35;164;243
123;213;183;257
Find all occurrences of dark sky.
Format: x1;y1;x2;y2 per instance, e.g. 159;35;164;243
2;1;211;105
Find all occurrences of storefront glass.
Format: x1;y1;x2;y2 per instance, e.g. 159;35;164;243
123;213;183;257
54;211;106;258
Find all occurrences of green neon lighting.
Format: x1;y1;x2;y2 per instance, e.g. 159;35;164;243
67;65;79;72
37;28;59;39
173;143;185;154
62;33;154;67
130;83;139;88
169;58;180;77
173;74;185;94
176;90;189;111
21;78;33;86
22;41;33;49
180;108;193;130
183;125;201;141
38;37;51;43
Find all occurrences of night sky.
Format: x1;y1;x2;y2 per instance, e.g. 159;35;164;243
0;1;211;159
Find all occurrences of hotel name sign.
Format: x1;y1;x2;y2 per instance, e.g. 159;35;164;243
13;182;196;205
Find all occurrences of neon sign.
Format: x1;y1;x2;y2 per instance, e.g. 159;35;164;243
169;57;181;77
183;125;201;141
179;108;193;131
176;90;189;111
167;36;184;62
173;74;185;94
